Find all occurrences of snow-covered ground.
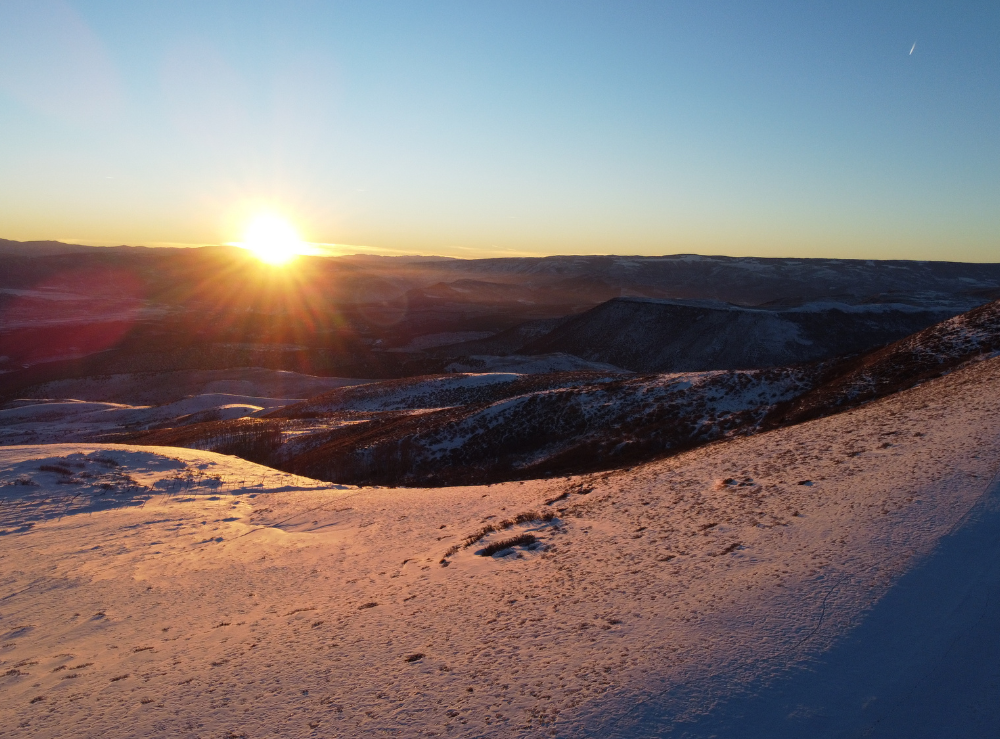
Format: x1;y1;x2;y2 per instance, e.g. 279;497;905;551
2;353;1000;737
0;394;306;446
0;370;372;447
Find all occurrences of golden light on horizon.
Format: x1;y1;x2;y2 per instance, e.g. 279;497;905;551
239;213;304;265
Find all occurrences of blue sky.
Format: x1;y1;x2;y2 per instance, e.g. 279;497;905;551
0;1;997;260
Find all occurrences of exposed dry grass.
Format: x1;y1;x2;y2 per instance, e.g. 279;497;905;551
439;510;555;564
461;510;554;549
477;534;537;557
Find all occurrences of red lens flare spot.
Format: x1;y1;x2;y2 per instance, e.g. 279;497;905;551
0;267;146;368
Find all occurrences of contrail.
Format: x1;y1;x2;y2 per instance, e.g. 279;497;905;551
910;42;916;55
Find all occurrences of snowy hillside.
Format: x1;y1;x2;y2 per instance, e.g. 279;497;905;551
117;368;811;486
3;353;1000;737
771;298;1000;425
277;368;812;485
517;297;956;372
5;301;1000;490
0;394;307;447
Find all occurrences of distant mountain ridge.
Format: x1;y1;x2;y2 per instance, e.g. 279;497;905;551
3;241;1000;392
4;239;1000;304
0;239;102;257
422;253;1000;306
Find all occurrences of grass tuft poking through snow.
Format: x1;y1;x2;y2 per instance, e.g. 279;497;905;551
477;533;538;557
461;510;554;549
440;510;556;563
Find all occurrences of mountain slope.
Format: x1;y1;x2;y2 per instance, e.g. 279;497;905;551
117;300;1000;487
16;301;1000;489
125;368;810;486
767;298;1000;426
276;368;811;485
519;297;956;372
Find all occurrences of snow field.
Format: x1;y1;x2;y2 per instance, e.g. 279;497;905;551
1;356;1000;737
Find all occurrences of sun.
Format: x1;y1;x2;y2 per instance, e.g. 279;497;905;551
239;214;304;265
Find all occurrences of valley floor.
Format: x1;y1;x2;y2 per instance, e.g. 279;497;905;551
2;357;1000;738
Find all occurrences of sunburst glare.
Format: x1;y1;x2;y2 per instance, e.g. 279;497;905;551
239;214;304;265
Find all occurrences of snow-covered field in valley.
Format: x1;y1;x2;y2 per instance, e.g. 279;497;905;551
2;355;1000;738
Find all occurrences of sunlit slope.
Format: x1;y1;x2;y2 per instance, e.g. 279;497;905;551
3;353;1000;736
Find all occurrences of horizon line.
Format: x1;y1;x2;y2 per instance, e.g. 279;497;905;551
2;236;1000;265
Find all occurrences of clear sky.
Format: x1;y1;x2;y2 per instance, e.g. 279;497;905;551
0;1;998;260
